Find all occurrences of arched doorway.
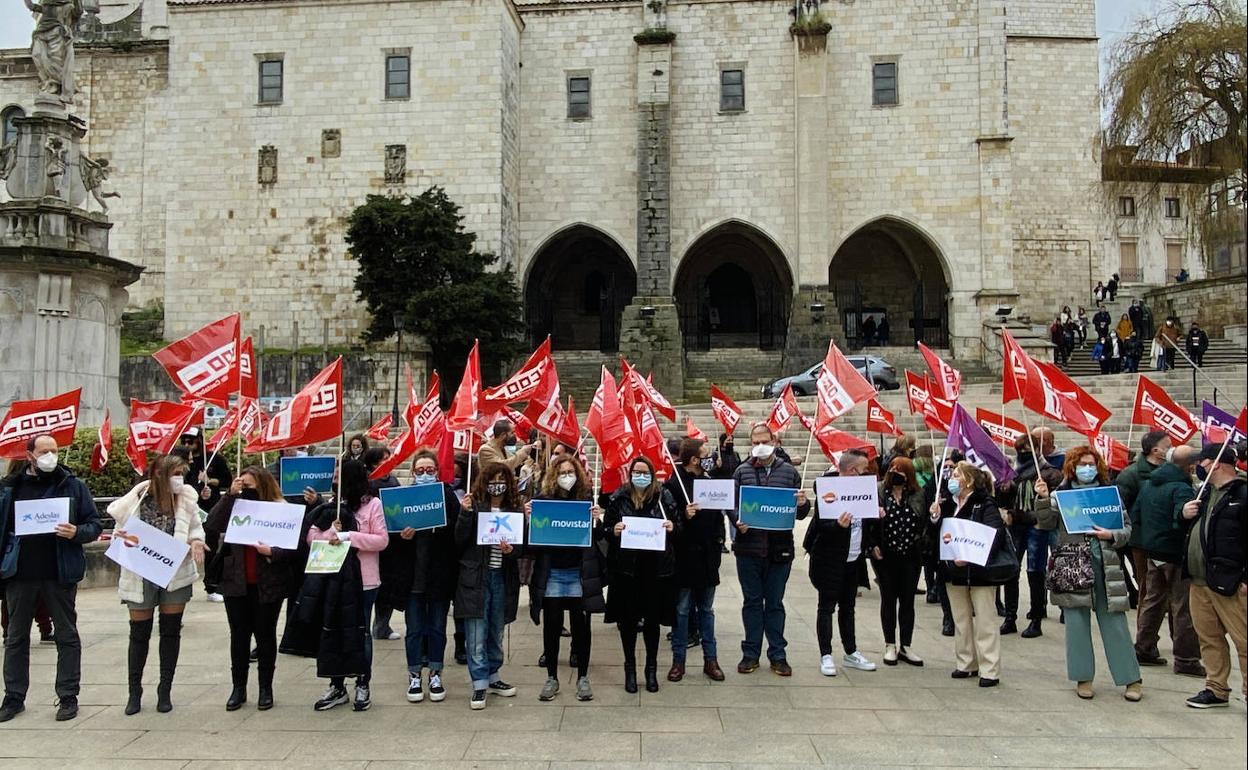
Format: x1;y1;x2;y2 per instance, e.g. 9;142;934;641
675;221;793;350
524;225;637;352
829;218;949;348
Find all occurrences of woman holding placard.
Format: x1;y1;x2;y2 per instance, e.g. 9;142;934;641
205;466;297;711
929;461;1007;687
1032;446;1142;702
528;455;606;702
108;454;206;715
455;462;524;710
875;457;927;667
604;457;679;693
306;459;390;712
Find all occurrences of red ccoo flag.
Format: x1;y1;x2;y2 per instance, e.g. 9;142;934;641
126;399;200;475
446;341;482;432
1034;361;1111;435
975;408;1027;447
814;341;876;429
152;314;241;408
482;337;553;408
366;413;393;441
685;415;707;442
238;336;258;400
586;367;634;472
0;388;82;459
521;364;581;448
866;397;901;436
812;425;877;462
1091;433;1131;472
904;371;952;433
1000;329;1030;404
1130;376;1197;444
918;342;961;401
765;383;802;435
709;385;743;436
246;357;344;452
90;409;112;473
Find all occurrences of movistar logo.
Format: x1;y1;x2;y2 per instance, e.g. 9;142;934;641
1082;505;1119;515
282;469;299;484
531;515;549;528
232;515;251;526
740;500;759;515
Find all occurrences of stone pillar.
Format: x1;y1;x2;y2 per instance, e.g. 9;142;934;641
618;28;683;398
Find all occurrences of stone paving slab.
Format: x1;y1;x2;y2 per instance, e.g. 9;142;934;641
1;557;1244;767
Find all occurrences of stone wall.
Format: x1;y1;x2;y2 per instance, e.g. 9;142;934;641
1144;270;1248;338
1101;179;1206;284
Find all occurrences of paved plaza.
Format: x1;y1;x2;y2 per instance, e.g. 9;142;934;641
1;553;1244;769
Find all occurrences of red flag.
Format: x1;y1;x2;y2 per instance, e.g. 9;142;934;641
246;357;343;452
1236;407;1247;435
504;407;535;440
1092;433;1130;472
765;383;802;435
0;388;82;459
237;398;264;439
369;428;417;481
1131;376;1197;443
126;399;200;474
866;398;901;436
206;405;242;453
619;372;664;466
1034;362;1112;435
446;341;482;431
239;336;258;400
814;341;876;429
1020;350;1093;434
1000;330;1030;404
452;428;484;455
586;367;634;471
437;424;461;483
813;425;878;462
975;408;1027;447
685;416;707;442
709;385;742;436
904;371;952;432
366;413;393;441
621;363;676;422
482;337;552;408
918;342;961;401
152;314;241;407
410;377;446;448
520;364;581;447
90;409;112;473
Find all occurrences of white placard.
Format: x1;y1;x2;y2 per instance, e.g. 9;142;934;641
14;497;70;536
105;516;191;589
620;515;666;552
477;511;525;546
223;499;304;550
693;479;735;510
938;518;996;567
815;476;879;519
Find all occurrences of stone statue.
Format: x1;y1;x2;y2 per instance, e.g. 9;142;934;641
80;153;119;212
44;135;67;197
25;0;97;110
0;140;16;182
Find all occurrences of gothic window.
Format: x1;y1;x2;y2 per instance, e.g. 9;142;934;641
1;105;23;145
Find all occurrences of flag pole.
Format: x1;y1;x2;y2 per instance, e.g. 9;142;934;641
336;430;345;527
662;441;692;506
592;439;601;501
798;421;817;488
1194;427;1236;502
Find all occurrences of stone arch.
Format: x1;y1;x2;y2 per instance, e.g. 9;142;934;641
674;220;794;350
1;104;24;146
828;216;951;348
523;223;637;352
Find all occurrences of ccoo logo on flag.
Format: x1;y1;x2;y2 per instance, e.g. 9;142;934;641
1140;391;1191;435
175;342;236;394
0;405;77;445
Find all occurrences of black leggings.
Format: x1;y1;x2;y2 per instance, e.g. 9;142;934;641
815;560;859;657
875;554;921;647
224;586;281;687
542;598;590;678
617;620;660;668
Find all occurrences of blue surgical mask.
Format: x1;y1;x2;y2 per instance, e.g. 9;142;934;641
1075;465;1098;484
946;478;962;497
412;473;437;486
631;473;652;489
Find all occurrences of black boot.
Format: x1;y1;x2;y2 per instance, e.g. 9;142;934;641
125;617;154;716
226;685;247;711
941;614;955;637
257;669;274;711
1000;618;1018;635
1021;618;1043;638
623;665;638;694
1026;571;1049;620
156;612;182;713
644;663;659;693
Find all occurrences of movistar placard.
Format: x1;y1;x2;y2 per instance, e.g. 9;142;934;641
380;483;447;533
280;456;336;495
1053;486;1126;535
738;485;798;531
528;499;593;547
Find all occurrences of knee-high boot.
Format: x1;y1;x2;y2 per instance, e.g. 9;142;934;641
126;618;154;715
156;612;183;712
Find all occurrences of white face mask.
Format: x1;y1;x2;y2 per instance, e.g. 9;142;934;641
35;453;59;473
557;473;577;491
750;443;774;460
169;477;185;494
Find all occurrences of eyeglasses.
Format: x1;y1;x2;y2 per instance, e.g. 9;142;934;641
412;467;438;476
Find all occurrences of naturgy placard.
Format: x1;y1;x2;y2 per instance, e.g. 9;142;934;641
279;456;336;495
738;486;798;531
528;499;593;547
379;483;447;533
223;499;304;550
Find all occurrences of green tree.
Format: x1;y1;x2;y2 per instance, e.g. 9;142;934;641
347;188;525;394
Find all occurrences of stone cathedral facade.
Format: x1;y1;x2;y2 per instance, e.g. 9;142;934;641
2;0;1112;394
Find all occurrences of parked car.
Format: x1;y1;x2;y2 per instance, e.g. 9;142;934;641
762;355;899;398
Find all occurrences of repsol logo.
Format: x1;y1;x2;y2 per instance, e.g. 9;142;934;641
838;494;873;502
140;545;175;566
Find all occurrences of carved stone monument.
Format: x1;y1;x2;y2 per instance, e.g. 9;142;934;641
0;4;141;425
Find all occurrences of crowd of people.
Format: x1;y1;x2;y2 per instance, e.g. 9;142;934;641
1048;293;1214;376
0;418;1244;722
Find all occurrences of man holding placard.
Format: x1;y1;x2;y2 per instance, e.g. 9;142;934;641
728;424;809;677
0;435;102;723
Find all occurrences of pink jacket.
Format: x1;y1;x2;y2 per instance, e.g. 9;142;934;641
307;497;390;589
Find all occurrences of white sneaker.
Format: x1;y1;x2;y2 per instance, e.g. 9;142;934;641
820;654;837;677
883;644;898;666
387;631;401;640
206;593;225;603
842;651;877;671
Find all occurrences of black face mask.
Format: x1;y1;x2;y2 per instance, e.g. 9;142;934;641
890;472;906;487
239;488;260;501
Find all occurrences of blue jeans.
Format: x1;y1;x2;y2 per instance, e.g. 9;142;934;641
736;555;791;662
404;595;448;673
1025;527;1053;573
464;569;507;690
672;586;717;663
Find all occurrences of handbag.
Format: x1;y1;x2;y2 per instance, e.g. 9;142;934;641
1046;541;1094;592
981;527;1020;585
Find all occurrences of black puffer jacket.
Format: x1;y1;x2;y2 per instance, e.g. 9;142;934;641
802;470;852;589
378;484;460;606
453;501;522;622
204;494;297;604
603;486;680;579
526;493;608;623
1185;477;1247;592
665;467;723;589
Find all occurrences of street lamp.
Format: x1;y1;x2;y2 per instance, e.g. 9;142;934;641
391;311;405;425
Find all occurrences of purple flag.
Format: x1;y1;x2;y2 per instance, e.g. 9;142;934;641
1201;401;1246;447
945;403;1016;483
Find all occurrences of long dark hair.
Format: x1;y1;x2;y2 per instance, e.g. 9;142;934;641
472;462;522;511
625;456;660;508
338;459;370;529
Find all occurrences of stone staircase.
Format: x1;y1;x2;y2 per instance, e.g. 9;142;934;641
683;348;785;401
1060;335;1248;378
